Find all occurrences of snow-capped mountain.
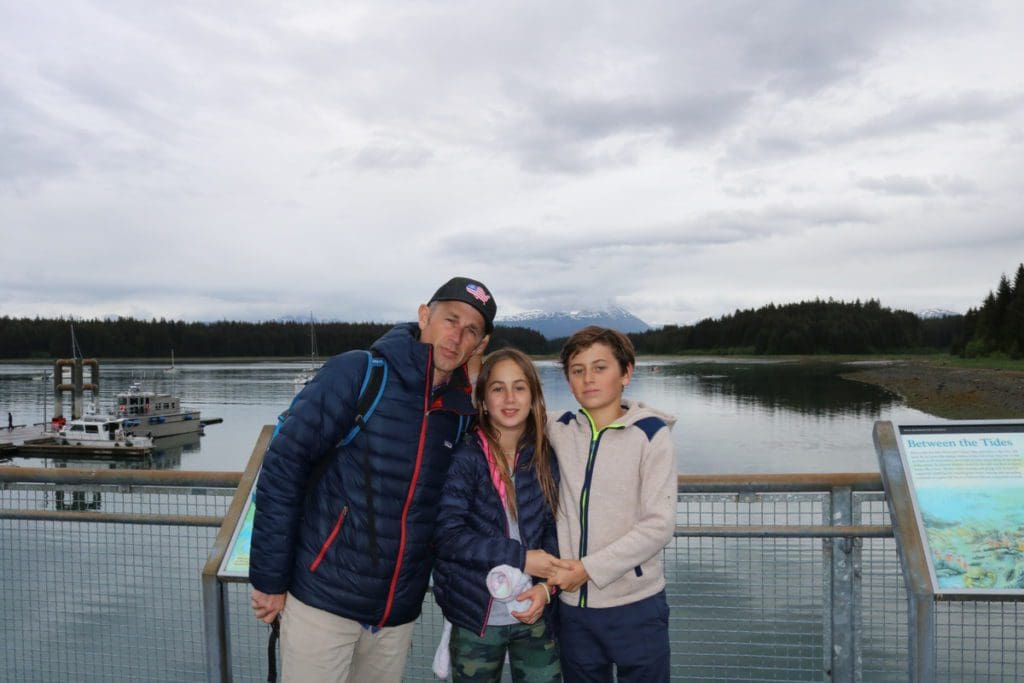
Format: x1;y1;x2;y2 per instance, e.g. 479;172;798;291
498;305;651;339
917;308;962;319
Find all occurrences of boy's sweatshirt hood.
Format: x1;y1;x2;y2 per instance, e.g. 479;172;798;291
576;398;676;433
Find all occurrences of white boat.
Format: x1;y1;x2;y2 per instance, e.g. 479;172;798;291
58;414;154;449
112;383;203;439
293;314;322;394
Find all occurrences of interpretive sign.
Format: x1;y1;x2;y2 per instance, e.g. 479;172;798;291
217;469;259;579
895;423;1024;595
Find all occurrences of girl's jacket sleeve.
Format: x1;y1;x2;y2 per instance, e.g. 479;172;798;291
434;446;526;573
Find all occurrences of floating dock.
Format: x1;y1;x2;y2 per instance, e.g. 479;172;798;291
0;424;153;458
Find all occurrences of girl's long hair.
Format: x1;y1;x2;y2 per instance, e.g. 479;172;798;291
475;348;558;520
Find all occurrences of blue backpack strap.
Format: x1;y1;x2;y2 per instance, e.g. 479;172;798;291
271;351;388;485
340;351;388;446
338;350;388;565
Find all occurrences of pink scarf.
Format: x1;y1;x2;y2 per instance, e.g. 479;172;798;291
478;431;516;509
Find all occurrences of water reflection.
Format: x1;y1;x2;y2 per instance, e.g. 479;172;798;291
654;361;901;417
1;359;931;475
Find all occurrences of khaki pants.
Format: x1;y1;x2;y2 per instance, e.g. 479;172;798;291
280;592;416;683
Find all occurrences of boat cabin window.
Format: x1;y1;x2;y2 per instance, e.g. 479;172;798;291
70;424;84;432
85;425;99;434
117;395;150;415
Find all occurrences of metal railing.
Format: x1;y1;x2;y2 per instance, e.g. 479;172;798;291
0;466;240;681
3;432;1023;681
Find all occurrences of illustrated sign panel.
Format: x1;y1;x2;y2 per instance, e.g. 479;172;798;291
218;469;259;579
897;423;1024;595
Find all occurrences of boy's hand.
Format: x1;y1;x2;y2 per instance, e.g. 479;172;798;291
524;549;560;578
549;559;589;593
510;584;546;624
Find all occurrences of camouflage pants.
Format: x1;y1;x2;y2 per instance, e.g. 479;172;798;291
449;621;561;682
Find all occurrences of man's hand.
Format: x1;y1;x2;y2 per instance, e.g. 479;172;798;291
510;584;547;625
548;559;589;593
524;549;560;579
251;589;287;624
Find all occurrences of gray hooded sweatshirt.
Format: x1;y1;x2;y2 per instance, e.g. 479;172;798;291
547;398;677;609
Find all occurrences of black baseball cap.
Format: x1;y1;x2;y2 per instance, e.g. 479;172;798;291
428;277;497;334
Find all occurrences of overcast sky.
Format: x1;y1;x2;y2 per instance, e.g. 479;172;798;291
2;1;1023;327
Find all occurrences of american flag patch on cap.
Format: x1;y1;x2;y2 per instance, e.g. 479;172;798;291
466;283;491;303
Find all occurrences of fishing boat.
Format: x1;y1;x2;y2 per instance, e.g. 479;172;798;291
57;414;154;449
293;314;322;394
112;382;203;439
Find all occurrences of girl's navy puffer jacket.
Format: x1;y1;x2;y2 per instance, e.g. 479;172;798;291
250;323;476;627
432;432;559;635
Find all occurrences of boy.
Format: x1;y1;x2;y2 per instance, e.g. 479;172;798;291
547;325;677;683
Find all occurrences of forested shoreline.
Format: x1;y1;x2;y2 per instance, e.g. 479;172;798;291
0;316;551;359
0;304;960;359
4;264;1023;360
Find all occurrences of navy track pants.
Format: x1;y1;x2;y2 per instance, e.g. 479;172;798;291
558;590;670;683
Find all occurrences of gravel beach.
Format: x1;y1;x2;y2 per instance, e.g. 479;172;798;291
842;361;1024;419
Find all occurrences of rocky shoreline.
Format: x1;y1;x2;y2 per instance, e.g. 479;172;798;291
841;361;1024;419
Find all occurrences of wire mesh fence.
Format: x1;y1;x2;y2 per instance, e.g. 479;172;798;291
3;472;1023;681
1;482;232;682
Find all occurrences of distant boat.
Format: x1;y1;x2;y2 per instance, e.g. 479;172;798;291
113;382;202;439
293;314;322;394
163;349;179;375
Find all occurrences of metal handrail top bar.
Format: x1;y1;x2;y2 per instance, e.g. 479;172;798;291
677;471;882;492
0;509;225;527
0;468;880;492
0;467;242;488
676;524;893;538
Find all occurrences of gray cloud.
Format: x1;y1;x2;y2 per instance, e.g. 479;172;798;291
437;202;878;269
834;92;1024;144
857;174;980;197
2;2;1022;326
726;91;1024;168
504;88;754;174
0;85;81;185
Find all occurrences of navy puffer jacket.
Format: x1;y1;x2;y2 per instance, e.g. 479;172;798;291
250;323;476;627
433;432;559;635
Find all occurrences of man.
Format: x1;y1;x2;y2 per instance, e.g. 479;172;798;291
250;277;496;682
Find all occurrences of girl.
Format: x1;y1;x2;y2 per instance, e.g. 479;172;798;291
433;348;562;682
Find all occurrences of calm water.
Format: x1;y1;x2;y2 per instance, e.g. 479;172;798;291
0;358;931;473
1;358;933;681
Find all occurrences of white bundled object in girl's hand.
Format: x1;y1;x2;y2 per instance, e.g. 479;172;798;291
487;564;533;616
432;619;452;679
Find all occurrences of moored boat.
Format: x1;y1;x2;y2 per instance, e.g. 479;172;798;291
58;414;154;449
112;383;202;439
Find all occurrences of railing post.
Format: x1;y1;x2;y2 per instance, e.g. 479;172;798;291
202;572;231;682
874;421;938;682
906;590;936;682
201;425;273;683
830;485;861;682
